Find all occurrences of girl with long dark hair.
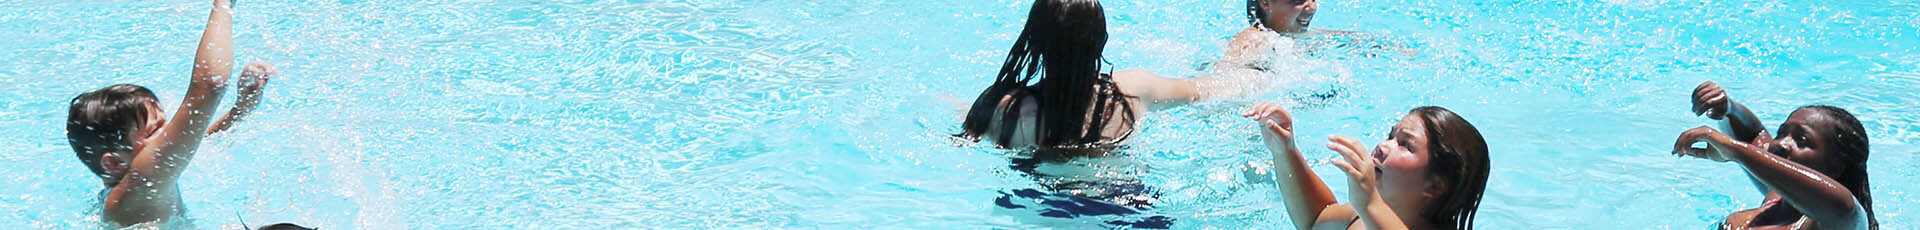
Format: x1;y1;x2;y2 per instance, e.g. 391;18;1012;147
958;0;1229;152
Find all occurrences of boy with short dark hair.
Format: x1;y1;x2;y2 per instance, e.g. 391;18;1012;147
65;0;276;226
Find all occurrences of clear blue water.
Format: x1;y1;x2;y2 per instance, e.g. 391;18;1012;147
2;0;1917;229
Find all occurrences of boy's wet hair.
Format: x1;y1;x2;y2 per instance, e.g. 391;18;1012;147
1792;105;1876;229
66;84;158;185
1410;106;1489;230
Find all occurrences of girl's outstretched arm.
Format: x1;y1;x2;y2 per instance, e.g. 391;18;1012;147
1112;69;1202;111
1690;80;1778;196
1245;102;1341;230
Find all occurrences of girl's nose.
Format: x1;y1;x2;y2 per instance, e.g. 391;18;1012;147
1372;142;1391;163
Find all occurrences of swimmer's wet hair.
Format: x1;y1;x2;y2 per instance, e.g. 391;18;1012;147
1246;0;1264;26
250;223;317;230
1792;105;1876;229
962;0;1133;147
240;214;318;230
66;84;158;186
1409;106;1489;230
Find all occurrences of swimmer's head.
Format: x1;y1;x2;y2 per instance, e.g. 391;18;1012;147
1247;0;1318;33
66;84;165;187
963;0;1114;146
250;223;317;230
1372;106;1487;230
1771;105;1875;229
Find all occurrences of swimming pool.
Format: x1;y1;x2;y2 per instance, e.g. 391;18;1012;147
1;0;1916;228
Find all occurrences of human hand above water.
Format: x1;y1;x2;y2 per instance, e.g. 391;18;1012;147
1326;135;1380;207
1692;81;1732;120
1243;102;1296;153
1672;126;1741;162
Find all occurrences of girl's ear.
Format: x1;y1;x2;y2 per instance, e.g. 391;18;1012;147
1423;176;1448;200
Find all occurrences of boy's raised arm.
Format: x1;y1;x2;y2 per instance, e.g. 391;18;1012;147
131;0;234;184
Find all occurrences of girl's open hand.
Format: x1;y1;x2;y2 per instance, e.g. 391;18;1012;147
1327;135;1379;206
1244;102;1296;152
1672;126;1738;162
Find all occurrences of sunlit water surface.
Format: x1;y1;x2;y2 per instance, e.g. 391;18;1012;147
2;0;1917;229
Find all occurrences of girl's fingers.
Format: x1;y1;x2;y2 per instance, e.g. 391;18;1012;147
1327;138;1362;164
1672;126;1712;154
1270;121;1292;137
1245;103;1269;118
1325;142;1349;158
1331;159;1358;176
1263;120;1284;133
1262;103;1278;118
1332;136;1366;154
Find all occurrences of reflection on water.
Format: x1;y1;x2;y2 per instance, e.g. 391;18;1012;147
0;0;1915;228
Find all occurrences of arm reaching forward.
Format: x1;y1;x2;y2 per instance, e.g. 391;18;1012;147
1245;102;1342;230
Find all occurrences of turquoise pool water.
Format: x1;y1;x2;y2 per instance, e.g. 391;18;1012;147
2;0;1917;229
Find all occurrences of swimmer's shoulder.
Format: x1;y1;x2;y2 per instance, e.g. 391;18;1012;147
1308;203;1361;230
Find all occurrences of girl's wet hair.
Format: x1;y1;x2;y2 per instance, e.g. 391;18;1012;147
961;0;1131;148
1409;106;1489;230
66;84;158;185
1792;105;1875;229
1246;0;1265;26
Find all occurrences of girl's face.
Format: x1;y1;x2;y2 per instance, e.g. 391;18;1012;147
1767;111;1837;174
1260;0;1318;33
1374;113;1438;218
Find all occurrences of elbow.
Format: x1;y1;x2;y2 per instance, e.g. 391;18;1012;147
192;71;232;89
1811;197;1867;229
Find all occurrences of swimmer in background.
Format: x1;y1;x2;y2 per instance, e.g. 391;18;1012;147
64;0;278;226
1220;0;1413;73
958;0;1267;152
954;0;1279;227
1672;81;1876;229
1244;102;1490;229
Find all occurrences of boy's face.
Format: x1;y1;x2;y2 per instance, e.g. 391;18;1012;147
1261;0;1318;33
